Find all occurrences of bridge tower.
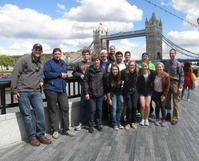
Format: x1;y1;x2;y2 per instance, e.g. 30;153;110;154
145;12;162;60
93;23;108;54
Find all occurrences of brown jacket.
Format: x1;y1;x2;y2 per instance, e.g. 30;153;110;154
154;71;170;97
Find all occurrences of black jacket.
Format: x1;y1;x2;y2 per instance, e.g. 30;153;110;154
83;65;106;97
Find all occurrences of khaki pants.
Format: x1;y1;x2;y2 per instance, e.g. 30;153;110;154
165;80;181;120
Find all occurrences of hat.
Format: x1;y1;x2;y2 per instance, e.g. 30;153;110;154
142;52;149;57
33;43;43;50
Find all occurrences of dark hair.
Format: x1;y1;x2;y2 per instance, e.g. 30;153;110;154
125;51;131;56
110;64;121;80
170;48;176;53
53;48;62;54
115;51;123;56
82;49;90;55
91;54;101;61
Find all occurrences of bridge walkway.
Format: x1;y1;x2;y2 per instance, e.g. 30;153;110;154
0;87;199;161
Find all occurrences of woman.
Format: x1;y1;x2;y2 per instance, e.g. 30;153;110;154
137;62;154;126
153;62;170;127
181;62;194;101
107;64;124;130
121;60;138;129
44;48;76;139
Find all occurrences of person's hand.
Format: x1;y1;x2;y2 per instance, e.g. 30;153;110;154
80;74;84;80
39;81;44;87
108;99;112;106
178;88;182;94
85;94;90;100
14;93;20;101
161;95;166;102
61;73;68;79
104;95;107;101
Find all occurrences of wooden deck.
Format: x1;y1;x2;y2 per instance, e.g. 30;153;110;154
0;87;199;161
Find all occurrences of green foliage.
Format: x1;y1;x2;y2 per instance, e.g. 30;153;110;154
0;55;15;67
41;55;51;63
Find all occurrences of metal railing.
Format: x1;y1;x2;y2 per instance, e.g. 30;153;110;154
0;77;81;114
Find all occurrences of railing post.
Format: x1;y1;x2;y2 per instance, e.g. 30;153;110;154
0;87;6;114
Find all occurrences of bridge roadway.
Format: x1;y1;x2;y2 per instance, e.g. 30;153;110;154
0;87;199;161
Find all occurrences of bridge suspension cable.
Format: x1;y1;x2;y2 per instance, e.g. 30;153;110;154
162;35;199;59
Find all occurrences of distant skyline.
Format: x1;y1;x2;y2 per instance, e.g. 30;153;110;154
0;0;198;59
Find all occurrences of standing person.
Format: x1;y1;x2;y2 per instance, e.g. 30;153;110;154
100;49;110;121
137;62;154;126
72;49;91;130
153;62;170;127
121;61;138;129
181;62;193;101
164;48;184;125
107;64;124;130
123;51;131;66
108;51;126;72
137;52;155;118
84;54;106;133
108;45;116;63
11;43;51;146
44;48;76;139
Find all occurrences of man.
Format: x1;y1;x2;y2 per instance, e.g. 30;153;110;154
108;51;126;72
123;51;132;66
72;49;91;130
44;48;76;139
108;45;116;63
164;48;184;125
11;43;51;146
84;54;106;133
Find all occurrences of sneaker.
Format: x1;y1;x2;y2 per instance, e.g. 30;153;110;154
187;99;191;102
131;123;137;129
114;126;119;131
119;124;124;129
140;119;145;126
154;119;160;126
74;123;82;131
88;127;94;133
96;125;103;131
161;120;167;127
66;130;76;136
52;131;59;139
125;124;131;130
145;119;149;126
165;113;171;122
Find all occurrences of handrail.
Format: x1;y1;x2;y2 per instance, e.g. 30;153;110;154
0;77;81;114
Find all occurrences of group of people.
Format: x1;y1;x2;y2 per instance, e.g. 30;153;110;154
11;43;194;147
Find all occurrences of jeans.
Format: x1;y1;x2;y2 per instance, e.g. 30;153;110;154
45;90;69;131
89;96;103;127
111;92;123;127
181;87;192;100
125;91;138;124
152;91;166;120
18;91;45;140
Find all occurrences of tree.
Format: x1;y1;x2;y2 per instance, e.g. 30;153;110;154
0;55;15;70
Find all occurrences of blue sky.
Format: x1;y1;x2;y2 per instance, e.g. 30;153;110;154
0;0;198;59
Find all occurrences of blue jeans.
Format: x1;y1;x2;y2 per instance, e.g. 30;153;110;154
18;91;45;140
111;92;123;127
89;96;103;127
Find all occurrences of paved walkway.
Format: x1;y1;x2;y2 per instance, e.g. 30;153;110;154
0;87;199;161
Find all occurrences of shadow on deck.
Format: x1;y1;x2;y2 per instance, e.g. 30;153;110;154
0;87;199;161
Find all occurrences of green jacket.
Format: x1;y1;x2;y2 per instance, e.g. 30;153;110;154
136;60;156;71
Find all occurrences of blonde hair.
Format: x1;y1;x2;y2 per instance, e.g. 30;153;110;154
156;62;164;69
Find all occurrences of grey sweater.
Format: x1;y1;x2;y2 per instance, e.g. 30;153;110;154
11;54;43;94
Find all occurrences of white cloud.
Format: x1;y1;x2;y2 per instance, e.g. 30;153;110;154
57;3;66;11
64;0;142;22
172;0;199;28
0;1;143;55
